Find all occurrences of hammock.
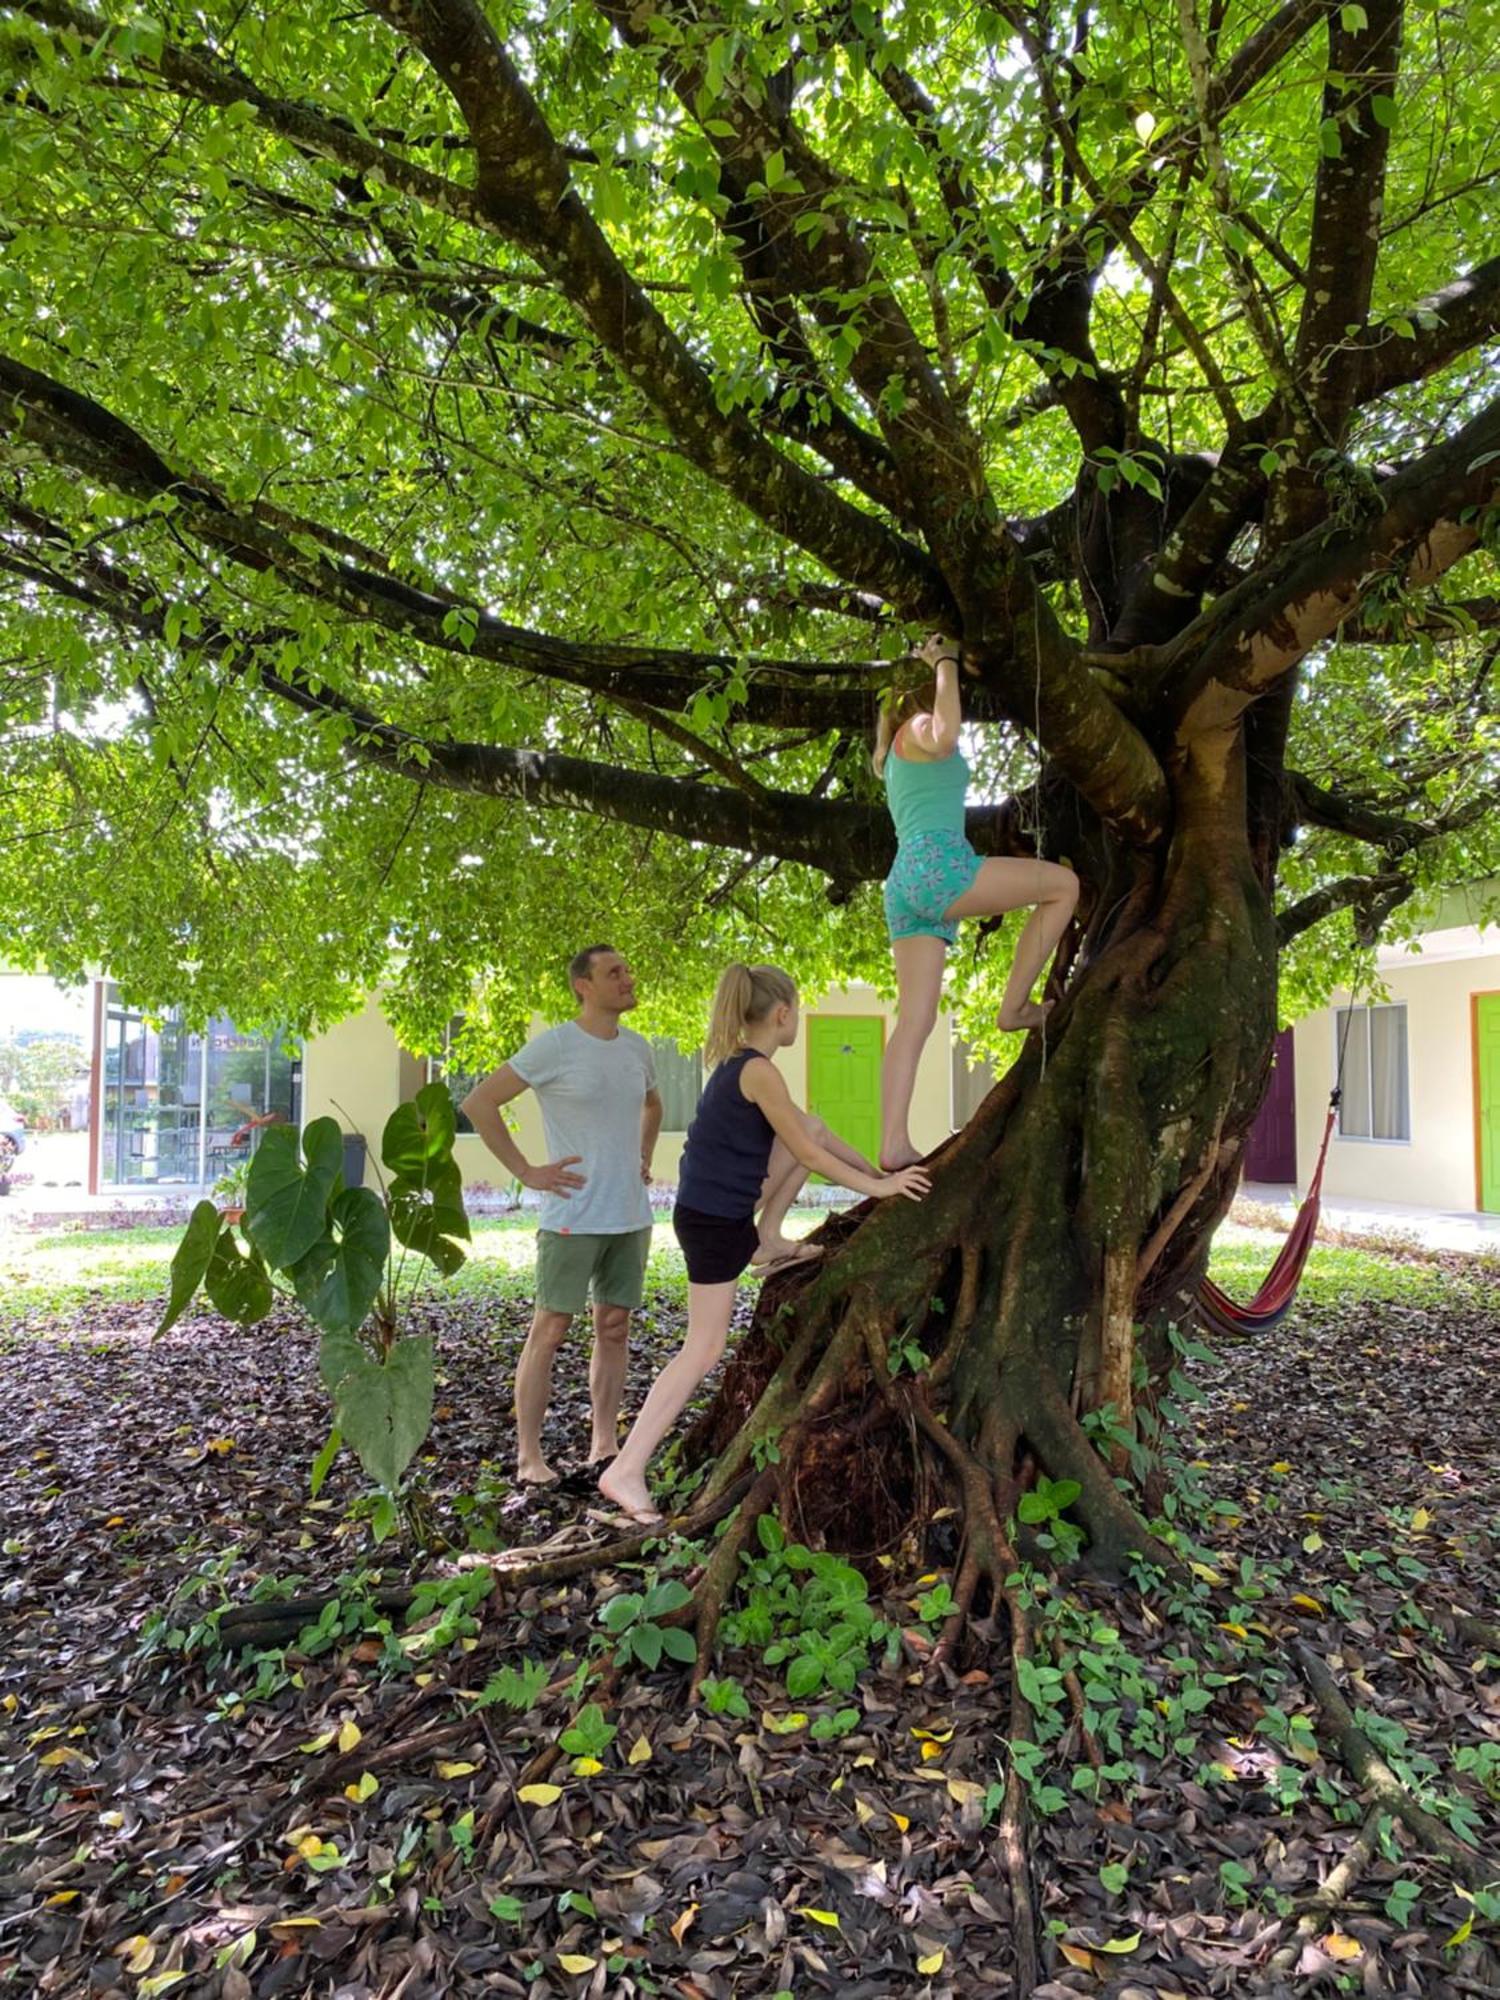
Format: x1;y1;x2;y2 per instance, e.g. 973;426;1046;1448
1194;1101;1337;1337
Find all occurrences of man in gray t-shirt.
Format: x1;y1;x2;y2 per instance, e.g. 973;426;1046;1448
463;945;662;1485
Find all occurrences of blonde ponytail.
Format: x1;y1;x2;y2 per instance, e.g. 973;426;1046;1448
872;671;937;775
704;963;798;1068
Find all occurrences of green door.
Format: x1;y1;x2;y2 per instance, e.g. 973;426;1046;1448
1479;994;1500;1213
806;1016;884;1180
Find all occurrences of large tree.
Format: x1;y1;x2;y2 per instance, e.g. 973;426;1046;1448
2;0;1498;1580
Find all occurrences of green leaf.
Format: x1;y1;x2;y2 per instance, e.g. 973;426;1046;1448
332;1333;435;1491
292;1188;390;1337
381;1082;457;1178
245;1119;342;1268
318;1328;366;1395
1319;117;1343;159
157;1199;225;1336
310;1428;342;1498
204;1232;274;1323
660;1627;697;1662
785;1653;824;1698
1370;93;1397;127
630;1623;664;1668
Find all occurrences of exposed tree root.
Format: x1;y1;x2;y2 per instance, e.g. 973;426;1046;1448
999;1591;1041;2000
1296;1643;1491;1889
1265;1806;1382;1978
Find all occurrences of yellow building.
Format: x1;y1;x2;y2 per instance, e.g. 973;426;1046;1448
1289;897;1500;1215
301;984;994;1192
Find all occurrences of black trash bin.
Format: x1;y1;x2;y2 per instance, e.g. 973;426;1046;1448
342;1133;367;1189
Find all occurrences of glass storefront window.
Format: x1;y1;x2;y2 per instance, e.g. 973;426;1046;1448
98;986;299;1187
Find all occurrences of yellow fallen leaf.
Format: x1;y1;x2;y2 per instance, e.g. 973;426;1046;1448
517;1783;562;1806
1269;1461;1293;1475
854;1798;874;1824
891;1812;911;1833
571;1756;604;1777
627;1735;652;1766
344;1772;378;1803
919;1740;944;1762
1320;1931;1362;1960
911;1725;954;1743
670;1903;697;1945
1189;1563;1226;1585
296;1833;326;1859
298;1730;336;1754
139;1976;189;1998
1290;1594;1324;1615
38;1746;90;1768
1098;1930;1142;1953
761;1711;809;1735
205;1437;235;1454
853;1753;876;1768
945;1778;985;1807
917;1949;945;1974
804;1908;841;1928
43;1890;80;1908
1061;1944;1098;1971
118;1936;155;1974
99;1811;125;1829
1410;1508;1433;1532
269;1917;321;1932
1445;1913;1474;1949
435;1760;479;1779
557;1954;596;1974
1218;1622;1249;1639
104;1515;126;1528
337;1719;361;1754
1302;1533;1324;1554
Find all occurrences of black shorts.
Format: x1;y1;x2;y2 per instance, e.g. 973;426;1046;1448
673;1203;759;1285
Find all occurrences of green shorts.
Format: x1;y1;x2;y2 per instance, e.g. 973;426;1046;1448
535;1226;653;1316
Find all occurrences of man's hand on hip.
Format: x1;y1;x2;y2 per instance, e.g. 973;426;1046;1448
522;1157;586;1195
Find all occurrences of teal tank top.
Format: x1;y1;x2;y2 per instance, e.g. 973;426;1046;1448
884;745;970;843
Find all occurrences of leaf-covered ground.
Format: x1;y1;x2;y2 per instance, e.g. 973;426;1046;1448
1;1219;1497;1999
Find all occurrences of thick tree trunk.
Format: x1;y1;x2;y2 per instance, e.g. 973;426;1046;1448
691;726;1278;1580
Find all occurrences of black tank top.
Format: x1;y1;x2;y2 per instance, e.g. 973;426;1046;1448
676;1050;776;1218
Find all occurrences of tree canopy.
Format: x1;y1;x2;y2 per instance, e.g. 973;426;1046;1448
1;0;1496;1056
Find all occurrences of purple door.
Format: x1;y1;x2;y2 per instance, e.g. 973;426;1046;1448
1244;1029;1297;1183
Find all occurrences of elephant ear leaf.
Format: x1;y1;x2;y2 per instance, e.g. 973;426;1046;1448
382;1082;457;1179
204;1232;274;1324
291;1187;390;1338
389;1157;470;1276
157;1200;224;1337
245;1119;342;1268
333;1335;435;1492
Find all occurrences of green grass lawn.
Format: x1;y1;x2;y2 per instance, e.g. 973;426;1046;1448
0;1207;1487;1332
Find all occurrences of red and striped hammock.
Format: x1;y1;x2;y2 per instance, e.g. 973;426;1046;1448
1195;1100;1337;1338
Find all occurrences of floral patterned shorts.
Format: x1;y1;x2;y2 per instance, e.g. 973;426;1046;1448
883;832;982;945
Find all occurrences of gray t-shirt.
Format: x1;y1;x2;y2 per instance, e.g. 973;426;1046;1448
509;1021;656;1235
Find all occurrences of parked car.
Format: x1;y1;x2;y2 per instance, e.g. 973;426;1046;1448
0;1095;26;1195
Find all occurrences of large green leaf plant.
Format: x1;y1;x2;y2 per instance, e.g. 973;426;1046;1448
157;1083;470;1519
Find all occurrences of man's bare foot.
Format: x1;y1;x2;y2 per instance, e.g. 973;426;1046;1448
750;1237;822;1275
597;1462;663;1526
879;1145;924;1172
997;998;1053;1033
516;1456;559;1488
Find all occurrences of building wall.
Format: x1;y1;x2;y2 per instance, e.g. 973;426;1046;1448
303;982;971;1193
1292;943;1500;1213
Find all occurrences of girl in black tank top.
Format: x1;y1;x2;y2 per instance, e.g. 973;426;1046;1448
599;966;931;1525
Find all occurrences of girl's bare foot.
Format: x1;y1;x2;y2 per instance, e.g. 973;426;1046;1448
516;1455;559;1488
879;1145;924;1172
750;1237;822;1275
997;998;1053;1033
597;1462;663;1526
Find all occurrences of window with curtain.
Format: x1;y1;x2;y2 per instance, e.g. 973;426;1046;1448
650;1038;703;1132
1334;1004;1410;1142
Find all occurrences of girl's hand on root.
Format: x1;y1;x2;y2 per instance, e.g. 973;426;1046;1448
876;1165;932;1202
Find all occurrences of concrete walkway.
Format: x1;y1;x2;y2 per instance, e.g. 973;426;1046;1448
1239;1181;1500;1256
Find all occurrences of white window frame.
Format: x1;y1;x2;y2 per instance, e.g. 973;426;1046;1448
1333;1000;1411;1146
